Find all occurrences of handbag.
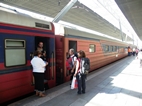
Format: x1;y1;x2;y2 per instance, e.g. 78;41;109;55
71;77;78;89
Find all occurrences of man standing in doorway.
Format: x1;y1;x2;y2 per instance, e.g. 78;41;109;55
37;42;46;61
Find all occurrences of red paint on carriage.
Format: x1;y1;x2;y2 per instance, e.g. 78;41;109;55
0;70;34;103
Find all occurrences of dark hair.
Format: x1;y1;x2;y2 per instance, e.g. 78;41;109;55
78;50;86;58
34;51;42;56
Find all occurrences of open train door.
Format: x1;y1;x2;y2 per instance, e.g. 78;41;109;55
54;23;65;85
35;37;56;89
64;39;78;82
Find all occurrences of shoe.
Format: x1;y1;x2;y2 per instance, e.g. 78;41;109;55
77;91;81;94
36;92;39;96
77;93;81;95
82;90;85;94
82;91;85;94
39;93;46;97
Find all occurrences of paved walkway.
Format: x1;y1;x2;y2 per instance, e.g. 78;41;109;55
9;56;142;106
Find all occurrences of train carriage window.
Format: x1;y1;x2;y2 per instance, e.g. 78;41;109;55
35;22;50;29
89;44;96;52
105;45;109;52
114;46;117;51
5;39;26;67
117;46;119;51
110;46;113;52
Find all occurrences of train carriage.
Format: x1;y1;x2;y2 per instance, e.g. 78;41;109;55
0;7;56;103
55;25;129;82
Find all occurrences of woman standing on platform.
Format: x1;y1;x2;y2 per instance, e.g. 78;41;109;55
31;51;48;97
74;50;86;94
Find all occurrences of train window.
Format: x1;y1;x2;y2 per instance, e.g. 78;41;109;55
5;39;26;67
105;45;109;52
110;46;113;52
35;22;50;29
5;40;25;47
114;46;117;51
89;44;96;52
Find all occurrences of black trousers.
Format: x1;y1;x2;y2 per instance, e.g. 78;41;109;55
33;72;44;92
76;73;86;93
70;69;75;81
133;52;136;56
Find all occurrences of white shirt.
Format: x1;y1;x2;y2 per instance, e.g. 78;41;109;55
75;59;84;74
71;54;77;65
31;56;46;73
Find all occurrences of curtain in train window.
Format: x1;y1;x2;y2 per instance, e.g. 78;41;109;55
5;39;26;67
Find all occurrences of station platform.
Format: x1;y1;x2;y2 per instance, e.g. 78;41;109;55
8;56;142;106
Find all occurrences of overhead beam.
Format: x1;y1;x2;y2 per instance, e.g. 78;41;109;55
119;19;123;41
125;34;128;42
52;0;78;23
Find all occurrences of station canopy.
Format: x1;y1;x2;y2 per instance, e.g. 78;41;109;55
0;0;135;43
115;0;142;40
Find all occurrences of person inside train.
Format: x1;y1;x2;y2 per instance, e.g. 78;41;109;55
37;42;46;61
31;51;48;97
74;50;86;94
68;48;77;81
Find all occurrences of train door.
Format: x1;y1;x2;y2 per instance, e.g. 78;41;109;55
35;37;55;89
55;36;64;85
66;40;77;79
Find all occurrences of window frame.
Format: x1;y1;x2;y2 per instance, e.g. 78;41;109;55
4;39;26;67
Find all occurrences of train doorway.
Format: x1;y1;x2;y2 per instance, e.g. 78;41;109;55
66;40;77;78
35;37;50;89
